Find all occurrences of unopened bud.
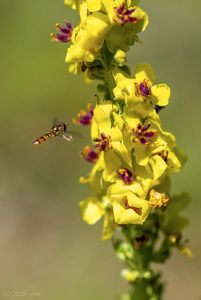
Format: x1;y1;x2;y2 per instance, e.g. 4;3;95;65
114;50;126;66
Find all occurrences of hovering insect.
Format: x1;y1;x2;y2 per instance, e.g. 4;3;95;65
33;120;73;146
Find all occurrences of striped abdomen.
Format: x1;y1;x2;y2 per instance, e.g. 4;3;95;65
33;131;56;146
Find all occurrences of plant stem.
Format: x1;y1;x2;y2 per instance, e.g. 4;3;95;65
117;224;164;300
102;44;115;100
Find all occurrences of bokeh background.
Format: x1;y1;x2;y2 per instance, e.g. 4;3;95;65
0;0;201;299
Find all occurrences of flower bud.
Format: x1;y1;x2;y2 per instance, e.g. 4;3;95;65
121;269;139;283
114;50;126;66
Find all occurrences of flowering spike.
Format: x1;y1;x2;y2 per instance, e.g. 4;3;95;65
52;2;190;299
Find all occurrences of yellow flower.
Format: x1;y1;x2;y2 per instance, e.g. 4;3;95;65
107;177;151;225
80;196;116;240
64;0;76;10
123;106;183;178
79;152;104;195
66;12;110;63
91;102;131;165
107;179;145;201
114;49;126;66
85;0;102;12
80;196;105;225
105;5;148;53
66;0;103;12
102;1;148;28
101;209;116;240
113;64;171;107
112;191;150;225
65;1;148;64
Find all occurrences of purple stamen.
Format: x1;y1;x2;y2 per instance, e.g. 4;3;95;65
118;168;134;184
144;131;156;138
73;104;94;126
51;20;73;43
93;133;111;152
124;8;135;15
117;3;125;14
80;146;99;163
142;123;151;132
139;82;151;97
133;123;157;145
114;3;138;25
139;138;147;145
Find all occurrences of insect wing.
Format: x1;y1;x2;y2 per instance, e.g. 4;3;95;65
61;133;74;142
52;117;59;126
67;130;83;139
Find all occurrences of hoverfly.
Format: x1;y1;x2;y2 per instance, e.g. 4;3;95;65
33;120;73;146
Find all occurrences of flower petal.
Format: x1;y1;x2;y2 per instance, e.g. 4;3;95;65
112;192;150;224
149;155;167;180
151;84;171;106
101;211;116;240
80;197;105;225
134;63;156;84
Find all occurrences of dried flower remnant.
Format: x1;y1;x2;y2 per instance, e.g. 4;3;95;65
149;189;170;208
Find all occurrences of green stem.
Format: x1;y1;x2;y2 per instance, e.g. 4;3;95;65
118;225;164;300
101;44;115;100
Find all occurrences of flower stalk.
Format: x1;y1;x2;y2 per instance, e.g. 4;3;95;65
52;1;191;299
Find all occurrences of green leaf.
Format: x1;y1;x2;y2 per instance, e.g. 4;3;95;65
164;192;191;222
155;175;171;194
164;216;190;234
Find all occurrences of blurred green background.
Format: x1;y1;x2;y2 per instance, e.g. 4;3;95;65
0;0;200;299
